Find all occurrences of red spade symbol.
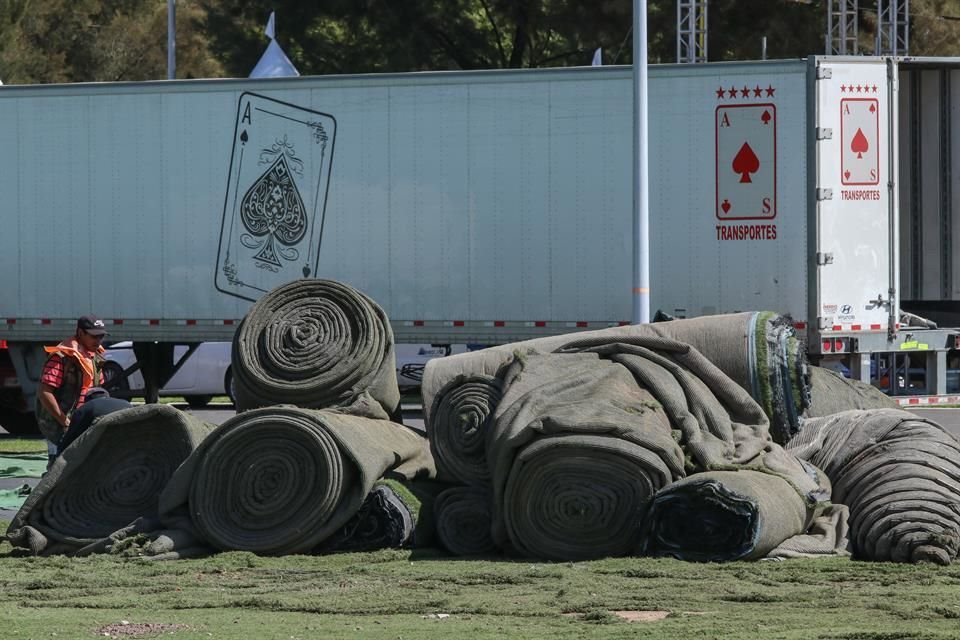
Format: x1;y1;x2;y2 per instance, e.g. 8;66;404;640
851;128;869;159
721;199;731;213
869;104;876;113
761;110;771;125
732;142;760;183
844;169;851;180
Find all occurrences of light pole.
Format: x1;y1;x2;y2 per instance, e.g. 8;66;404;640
633;0;650;324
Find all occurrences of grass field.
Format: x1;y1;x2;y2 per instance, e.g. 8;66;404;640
0;438;45;455
1;531;959;639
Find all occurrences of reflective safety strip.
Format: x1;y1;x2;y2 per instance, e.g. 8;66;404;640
824;324;886;332
3;318;641;331
2;318;240;328
895;395;960;406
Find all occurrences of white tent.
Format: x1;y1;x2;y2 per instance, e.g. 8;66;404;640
250;12;300;78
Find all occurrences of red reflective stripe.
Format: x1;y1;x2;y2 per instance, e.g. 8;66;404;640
0;340;7;349
619;321;630;326
453;321;465;327
413;320;424;327
5;319;15;325
112;319;123;325
149;319;160;326
494;321;505;327
870;324;882;330
535;321;546;327
223;319;235;325
185;319;197;326
576;321;588;328
908;398;919;404
41;318;51;325
793;322;807;330
832;325;842;331
851;324;862;331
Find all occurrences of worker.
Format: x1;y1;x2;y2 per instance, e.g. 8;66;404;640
35;315;108;468
56;387;132;455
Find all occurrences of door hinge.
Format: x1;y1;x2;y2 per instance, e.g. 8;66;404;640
817;66;833;80
817;188;833;201
816;127;833;140
816;252;834;265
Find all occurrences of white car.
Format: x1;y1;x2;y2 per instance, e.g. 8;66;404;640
102;341;234;408
394;344;470;389
101;342;477;406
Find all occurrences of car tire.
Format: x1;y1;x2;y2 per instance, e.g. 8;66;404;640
184;395;213;408
101;361;130;394
224;368;237;407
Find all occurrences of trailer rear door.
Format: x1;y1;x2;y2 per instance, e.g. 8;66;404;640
812;58;897;339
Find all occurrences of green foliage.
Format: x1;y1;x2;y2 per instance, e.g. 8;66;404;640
0;0;223;83
4;0;960;84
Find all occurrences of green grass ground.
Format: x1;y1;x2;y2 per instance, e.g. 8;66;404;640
0;536;958;639
0;439;46;455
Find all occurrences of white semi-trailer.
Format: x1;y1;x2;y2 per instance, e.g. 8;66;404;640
2;55;959;432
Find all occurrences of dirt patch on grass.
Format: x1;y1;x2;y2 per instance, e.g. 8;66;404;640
563;610;672;623
95;622;190;637
612;610;671;622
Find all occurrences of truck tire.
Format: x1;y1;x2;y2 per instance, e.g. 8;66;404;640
184;395;213;408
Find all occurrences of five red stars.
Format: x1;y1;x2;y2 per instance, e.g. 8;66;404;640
840;83;880;93
715;85;776;99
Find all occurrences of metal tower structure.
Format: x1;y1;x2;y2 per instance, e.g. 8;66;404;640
826;0;859;55
876;0;909;55
677;0;708;63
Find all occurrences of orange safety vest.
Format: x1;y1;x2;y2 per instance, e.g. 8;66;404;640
35;338;105;442
44;338;105;400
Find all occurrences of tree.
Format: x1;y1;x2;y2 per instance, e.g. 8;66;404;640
201;0;646;76
0;0;223;84
6;1;960;86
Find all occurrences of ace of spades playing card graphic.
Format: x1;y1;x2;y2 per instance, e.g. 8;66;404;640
715;104;776;220
840;98;879;186
215;92;337;301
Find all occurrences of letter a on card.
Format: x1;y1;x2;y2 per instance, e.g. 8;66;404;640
841;98;879;185
716;104;776;220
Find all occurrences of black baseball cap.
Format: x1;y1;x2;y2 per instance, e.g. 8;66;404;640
77;315;108;336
